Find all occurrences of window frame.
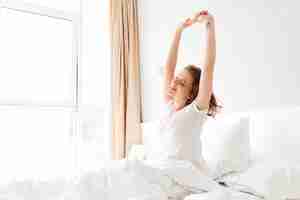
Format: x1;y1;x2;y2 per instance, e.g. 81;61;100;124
0;0;81;110
0;0;83;176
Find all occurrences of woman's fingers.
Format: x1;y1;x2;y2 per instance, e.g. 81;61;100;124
191;10;208;24
193;10;214;25
180;17;193;29
184;17;193;25
177;17;192;31
200;10;208;15
195;10;208;18
179;10;212;31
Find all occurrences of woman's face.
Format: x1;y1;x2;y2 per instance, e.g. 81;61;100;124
169;69;194;110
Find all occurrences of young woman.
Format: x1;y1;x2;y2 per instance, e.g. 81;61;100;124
156;10;222;175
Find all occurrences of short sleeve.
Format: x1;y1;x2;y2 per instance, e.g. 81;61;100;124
192;101;209;114
192;101;209;122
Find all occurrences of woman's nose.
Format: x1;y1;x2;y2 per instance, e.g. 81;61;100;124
170;79;175;86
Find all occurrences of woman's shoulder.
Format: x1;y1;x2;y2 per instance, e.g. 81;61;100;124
182;101;209;115
191;101;210;113
173;101;209;125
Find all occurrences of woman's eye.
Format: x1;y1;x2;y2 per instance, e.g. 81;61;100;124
174;77;185;86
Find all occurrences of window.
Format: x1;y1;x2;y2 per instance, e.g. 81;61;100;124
0;0;80;180
0;6;76;106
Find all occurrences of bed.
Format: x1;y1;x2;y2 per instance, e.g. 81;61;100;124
138;106;300;200
1;106;300;199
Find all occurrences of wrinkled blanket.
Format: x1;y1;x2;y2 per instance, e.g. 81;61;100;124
0;159;262;200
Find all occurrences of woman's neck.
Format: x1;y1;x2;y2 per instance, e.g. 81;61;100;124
172;100;184;111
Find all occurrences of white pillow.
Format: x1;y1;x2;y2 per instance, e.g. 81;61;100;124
250;108;300;162
201;113;251;178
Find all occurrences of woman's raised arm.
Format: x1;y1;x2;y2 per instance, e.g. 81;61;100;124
163;18;193;103
194;11;216;109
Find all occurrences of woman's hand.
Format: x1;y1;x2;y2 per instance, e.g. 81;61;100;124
177;17;193;32
192;10;214;27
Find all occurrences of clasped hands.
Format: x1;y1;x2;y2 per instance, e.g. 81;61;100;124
177;10;214;32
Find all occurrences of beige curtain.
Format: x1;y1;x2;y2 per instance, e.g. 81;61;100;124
110;0;142;159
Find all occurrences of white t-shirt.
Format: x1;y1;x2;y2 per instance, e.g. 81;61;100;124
154;100;210;175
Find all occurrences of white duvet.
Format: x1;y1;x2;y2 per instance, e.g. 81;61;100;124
0;159;261;200
219;159;300;200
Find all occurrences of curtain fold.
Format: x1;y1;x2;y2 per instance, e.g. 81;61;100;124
110;0;142;159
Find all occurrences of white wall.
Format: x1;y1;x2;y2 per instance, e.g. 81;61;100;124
79;0;112;169
140;0;300;121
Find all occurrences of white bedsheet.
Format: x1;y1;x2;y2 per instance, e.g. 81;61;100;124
184;189;263;200
0;159;264;200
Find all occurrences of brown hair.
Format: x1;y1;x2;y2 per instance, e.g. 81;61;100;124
184;64;223;118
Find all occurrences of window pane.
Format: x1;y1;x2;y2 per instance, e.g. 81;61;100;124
0;107;76;182
0;8;74;105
